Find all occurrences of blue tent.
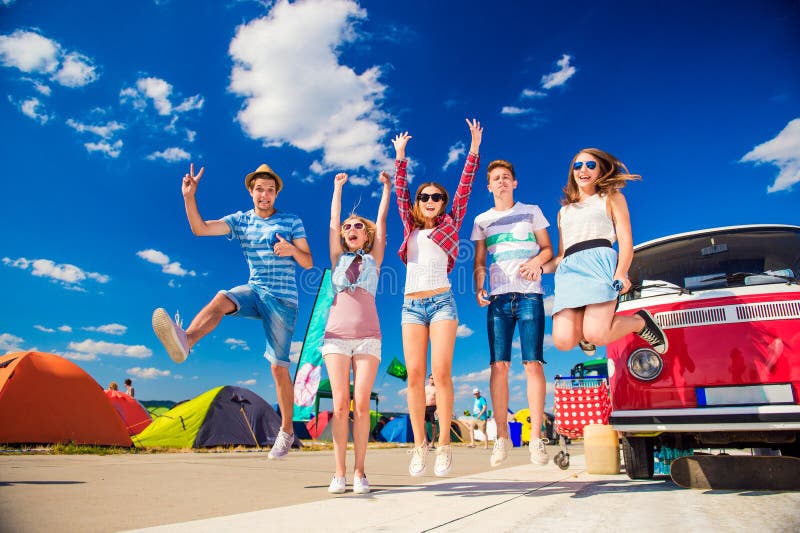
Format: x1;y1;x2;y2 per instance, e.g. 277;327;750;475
380;415;413;443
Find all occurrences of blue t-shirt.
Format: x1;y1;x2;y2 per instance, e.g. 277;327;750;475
473;396;488;420
222;209;307;306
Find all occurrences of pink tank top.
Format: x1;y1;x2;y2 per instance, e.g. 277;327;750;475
324;259;381;339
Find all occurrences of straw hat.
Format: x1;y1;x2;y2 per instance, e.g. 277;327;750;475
245;163;283;192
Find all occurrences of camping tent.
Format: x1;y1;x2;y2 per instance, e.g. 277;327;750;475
0;351;132;446
380;414;413;442
104;390;152;435
133;386;301;449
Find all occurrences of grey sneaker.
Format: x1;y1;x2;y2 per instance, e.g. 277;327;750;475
579;339;596;356
530;438;548;465
408;443;429;477
434;445;453;477
635;309;668;354
268;429;294;460
490;437;511;467
152;308;189;363
328;475;346;494
353;476;370;494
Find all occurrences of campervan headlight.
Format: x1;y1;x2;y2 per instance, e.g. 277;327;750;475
627;348;663;381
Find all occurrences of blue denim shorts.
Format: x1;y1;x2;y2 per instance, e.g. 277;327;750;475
487;292;546;365
219;285;297;368
401;290;458;326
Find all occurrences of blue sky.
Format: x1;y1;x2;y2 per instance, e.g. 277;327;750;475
1;0;798;414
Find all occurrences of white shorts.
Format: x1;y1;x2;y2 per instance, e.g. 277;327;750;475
320;338;381;360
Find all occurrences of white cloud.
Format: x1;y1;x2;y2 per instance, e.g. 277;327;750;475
0;333;25;352
501;106;536;116
456;323;474;338
127;367;172;379
62;351;97;361
0;30;59;73
18;97;51;124
68;339;152;358
540;54;576;89
740;118;800;193
237;379;257;386
146;147;190;162
66;118;124;139
82;323;127;336
348;175;371;186
289;341;303;363
3;256;110;288
52;51;98;87
229;0;392;176
225;338;250;351
137;249;196;277
521;89;546;99
34;325;55;333
452;367;491;383
121;76;204;117
0;30;97;87
58;325;72;333
442;140;465;170
543;295;554;316
85;140;123;158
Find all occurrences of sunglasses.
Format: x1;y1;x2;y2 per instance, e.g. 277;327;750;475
342;222;365;231
573;161;597;170
418;193;445;202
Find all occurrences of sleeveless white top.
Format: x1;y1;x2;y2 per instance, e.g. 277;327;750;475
559;194;616;250
405;229;451;293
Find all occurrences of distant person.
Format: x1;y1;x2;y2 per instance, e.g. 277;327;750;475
151;162;313;460
107;381;119;391
468;388;488;449
424;374;438;446
392;119;483;478
322;170;391;495
543;148;667;356
471;158;553;467
124;378;135;398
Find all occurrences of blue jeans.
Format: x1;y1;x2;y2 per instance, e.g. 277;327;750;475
220;285;297;368
401;290;458;326
487;292;546;364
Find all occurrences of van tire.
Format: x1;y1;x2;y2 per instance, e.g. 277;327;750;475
622;436;655;479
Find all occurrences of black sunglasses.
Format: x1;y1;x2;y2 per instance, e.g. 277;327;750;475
418;193;445;202
573;161;597;170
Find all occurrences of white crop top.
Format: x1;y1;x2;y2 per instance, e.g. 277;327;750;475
405;229;450;294
559;194;616;250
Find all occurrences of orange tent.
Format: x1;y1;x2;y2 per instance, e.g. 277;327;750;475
104;390;152;435
0;351;132;446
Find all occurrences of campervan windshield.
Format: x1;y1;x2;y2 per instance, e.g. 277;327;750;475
622;227;800;301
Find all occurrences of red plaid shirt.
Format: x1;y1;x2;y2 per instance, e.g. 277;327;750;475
395;152;480;273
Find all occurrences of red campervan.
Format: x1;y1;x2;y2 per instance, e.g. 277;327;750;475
605;224;800;479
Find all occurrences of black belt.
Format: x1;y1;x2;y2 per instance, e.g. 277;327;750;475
564;239;612;258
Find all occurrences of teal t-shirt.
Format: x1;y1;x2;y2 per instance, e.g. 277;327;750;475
473;396;488;420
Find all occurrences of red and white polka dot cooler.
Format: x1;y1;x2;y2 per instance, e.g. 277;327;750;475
553;378;611;440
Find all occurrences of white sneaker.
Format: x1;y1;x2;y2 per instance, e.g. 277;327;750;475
152;308;189;363
490;437;511;467
530;438;548;465
434;445;453;477
408;443;429;477
268;429;294;460
353;476;370;494
328;476;346;494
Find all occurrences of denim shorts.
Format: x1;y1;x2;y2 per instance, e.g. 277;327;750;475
219;285;297;368
487;292;546;365
401;290;458;326
320;337;381;360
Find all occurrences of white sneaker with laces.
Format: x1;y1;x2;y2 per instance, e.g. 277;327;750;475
152;308;189;363
268;429;294;460
408;443;429;477
530;437;548;465
490;437;511;467
353;476;370;494
434;445;453;477
328;476;346;494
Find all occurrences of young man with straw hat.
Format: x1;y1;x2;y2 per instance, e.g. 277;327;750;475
152;162;312;460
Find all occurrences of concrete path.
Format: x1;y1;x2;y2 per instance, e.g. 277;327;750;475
2;444;798;532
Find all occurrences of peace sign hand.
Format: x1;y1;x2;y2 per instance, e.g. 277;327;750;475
182;163;205;198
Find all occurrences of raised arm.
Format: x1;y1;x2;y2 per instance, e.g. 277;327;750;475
182;163;231;236
329;173;348;266
608;190;634;294
372;171;392;267
392;132;414;234
450;118;482;229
